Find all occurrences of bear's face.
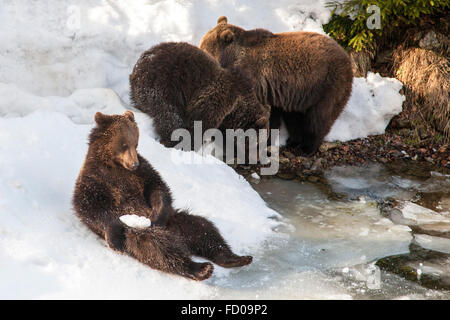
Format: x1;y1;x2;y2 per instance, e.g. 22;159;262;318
199;16;244;59
94;111;140;171
223;96;270;134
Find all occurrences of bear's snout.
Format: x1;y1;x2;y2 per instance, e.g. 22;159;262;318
130;160;139;171
119;148;139;171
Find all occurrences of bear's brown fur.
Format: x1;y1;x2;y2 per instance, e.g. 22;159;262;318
72;111;252;280
129;42;270;153
200;17;354;155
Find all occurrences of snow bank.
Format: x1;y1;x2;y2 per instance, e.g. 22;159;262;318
0;105;279;299
326;73;405;142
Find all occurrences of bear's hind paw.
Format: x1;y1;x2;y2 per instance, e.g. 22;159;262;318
186;262;214;281
214;254;253;268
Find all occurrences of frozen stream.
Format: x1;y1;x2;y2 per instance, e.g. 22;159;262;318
207;163;450;299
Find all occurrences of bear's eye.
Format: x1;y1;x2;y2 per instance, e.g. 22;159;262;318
121;144;128;151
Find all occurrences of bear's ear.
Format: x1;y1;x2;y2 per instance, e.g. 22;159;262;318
220;29;234;43
95;112;114;126
217;16;227;24
123;110;135;122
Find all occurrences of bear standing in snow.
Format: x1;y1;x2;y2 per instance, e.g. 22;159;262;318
129;42;270;151
200;17;353;155
72;111;252;280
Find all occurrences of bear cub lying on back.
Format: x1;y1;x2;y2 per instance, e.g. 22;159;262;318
73;111;252;280
129;42;270;152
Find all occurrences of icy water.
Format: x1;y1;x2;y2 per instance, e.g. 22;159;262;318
209;163;450;299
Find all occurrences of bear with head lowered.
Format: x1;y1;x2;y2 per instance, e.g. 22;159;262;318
200;16;353;155
72;111;252;280
129;42;270;155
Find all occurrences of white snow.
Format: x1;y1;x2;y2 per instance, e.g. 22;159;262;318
251;172;261;180
0;108;279;299
0;0;407;299
326;73;405;142
119;215;151;229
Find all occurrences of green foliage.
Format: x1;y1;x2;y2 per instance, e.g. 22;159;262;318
323;0;449;51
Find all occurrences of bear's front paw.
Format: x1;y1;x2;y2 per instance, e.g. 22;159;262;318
105;220;127;252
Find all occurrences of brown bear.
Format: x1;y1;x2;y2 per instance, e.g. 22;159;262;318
129;42;270;154
200;17;354;155
72;111;252;281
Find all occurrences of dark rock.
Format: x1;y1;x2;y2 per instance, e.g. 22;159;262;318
282;151;295;159
319;142;339;153
376;49;393;64
419;31;441;50
376;244;450;291
307;176;319;183
277;172;295;180
311;158;324;171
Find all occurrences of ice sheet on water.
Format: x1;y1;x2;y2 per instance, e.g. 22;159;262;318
414;235;450;255
252;179;412;268
399;201;450;225
325;164;419;200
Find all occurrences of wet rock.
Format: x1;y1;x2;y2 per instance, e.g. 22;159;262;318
390;150;403;158
311;158;324;171
307;176;319;183
277;172;295;180
282;150;295;159
319;142;339;153
298;157;312;169
279;156;290;164
419;31;440;50
391;118;412;129
376;244;450;290
398;128;413;137
413;223;450;238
